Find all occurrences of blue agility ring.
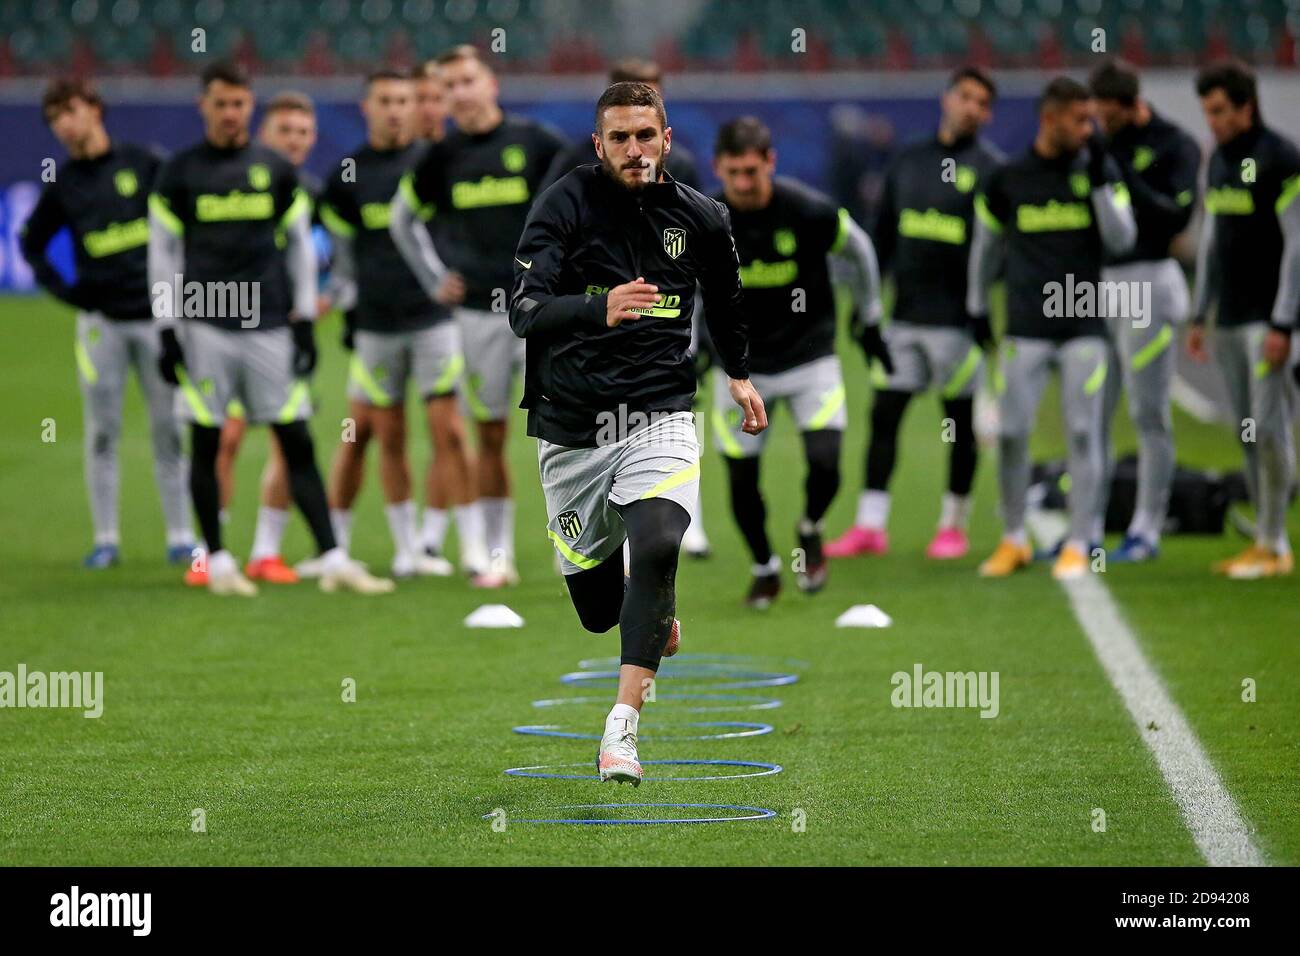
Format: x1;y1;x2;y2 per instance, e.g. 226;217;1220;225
576;653;811;672
560;669;799;690
483;803;778;824
504;759;784;782
513;721;773;741
531;692;783;713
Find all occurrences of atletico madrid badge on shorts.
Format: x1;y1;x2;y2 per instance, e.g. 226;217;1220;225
557;510;583;538
663;227;686;259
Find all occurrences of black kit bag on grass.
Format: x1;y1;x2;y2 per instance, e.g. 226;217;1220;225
1033;456;1233;535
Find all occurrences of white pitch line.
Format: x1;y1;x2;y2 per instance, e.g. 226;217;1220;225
1026;510;1265;867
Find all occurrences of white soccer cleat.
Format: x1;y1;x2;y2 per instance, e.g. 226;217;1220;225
392;552;454;579
320;558;396;595
597;722;643;786
207;551;258;597
294;555;326;579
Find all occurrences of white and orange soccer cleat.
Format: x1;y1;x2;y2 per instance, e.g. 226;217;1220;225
597;721;643;786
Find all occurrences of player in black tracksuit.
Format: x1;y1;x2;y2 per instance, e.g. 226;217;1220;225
508;82;767;786
148;61;392;596
1189;62;1300;578
968;77;1137;581
709;117;885;607
390;46;567;584
827;67;1003;564
1089;61;1201;562
20;77;192;568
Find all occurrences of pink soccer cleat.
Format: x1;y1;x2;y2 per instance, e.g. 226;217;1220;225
825;526;889;558
926;527;970;560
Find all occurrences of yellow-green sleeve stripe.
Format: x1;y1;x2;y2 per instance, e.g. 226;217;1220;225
829;207;852;254
279;187;311;228
398;172;435;222
148;193;184;235
974;194;1002;234
318;202;356;238
1276;174;1300;216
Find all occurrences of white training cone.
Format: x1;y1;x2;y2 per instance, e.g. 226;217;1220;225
465;604;525;628
835;604;893;628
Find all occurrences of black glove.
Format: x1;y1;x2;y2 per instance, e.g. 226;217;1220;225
291;320;317;377
856;322;894;375
1085;132;1110;189
341;310;357;352
970;313;995;352
157;327;185;386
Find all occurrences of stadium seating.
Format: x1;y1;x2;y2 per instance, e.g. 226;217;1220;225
0;0;1294;75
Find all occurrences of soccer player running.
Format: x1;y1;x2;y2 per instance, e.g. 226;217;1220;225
711;116;883;608
826;66;1002;562
148;61;392;596
509;82;766;784
317;69;473;579
541;57;711;559
1189;61;1300;579
968;77;1137;580
1089;61;1201;563
21;77;193;568
392;45;567;586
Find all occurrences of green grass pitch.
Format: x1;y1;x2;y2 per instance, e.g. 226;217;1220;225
1;295;1296;865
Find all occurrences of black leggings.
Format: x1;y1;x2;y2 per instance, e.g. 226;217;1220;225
865;390;976;496
724;429;842;566
188;419;336;556
564;497;689;671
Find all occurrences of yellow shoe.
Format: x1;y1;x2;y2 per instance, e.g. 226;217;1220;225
1212;545;1269;576
1052;543;1089;581
979;538;1032;577
1226;547;1294;580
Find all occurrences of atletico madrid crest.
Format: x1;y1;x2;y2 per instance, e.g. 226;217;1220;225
663;227;686;259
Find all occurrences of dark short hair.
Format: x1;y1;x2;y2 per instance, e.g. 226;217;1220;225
201;59;251;91
1038;75;1089;112
437;44;489;72
365;68;410;90
41;76;104;122
1089;60;1140;105
263;90;314;118
594;81;666;133
412;60;441;80
714;116;773;158
948;65;997;101
610;58;663;86
1196;59;1259;116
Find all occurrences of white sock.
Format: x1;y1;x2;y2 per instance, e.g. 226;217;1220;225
166;527;193;548
318;546;349;574
938;493;971;531
454;502;488;572
1004;528;1028;547
385;500;417;562
856;490;890;530
797;517;821;535
219;508;230;526
421;507;450;554
605;702;639;738
752;554;781;577
250;506;289;561
1066;537;1089;554
330;508;352;553
208;549;237;576
95;531;120;547
1275;534;1291;556
481;497;515;570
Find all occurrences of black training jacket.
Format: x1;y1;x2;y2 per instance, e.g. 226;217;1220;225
509;165;749;447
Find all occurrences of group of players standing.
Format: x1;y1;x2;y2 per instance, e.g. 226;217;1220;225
22;53;1298;607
